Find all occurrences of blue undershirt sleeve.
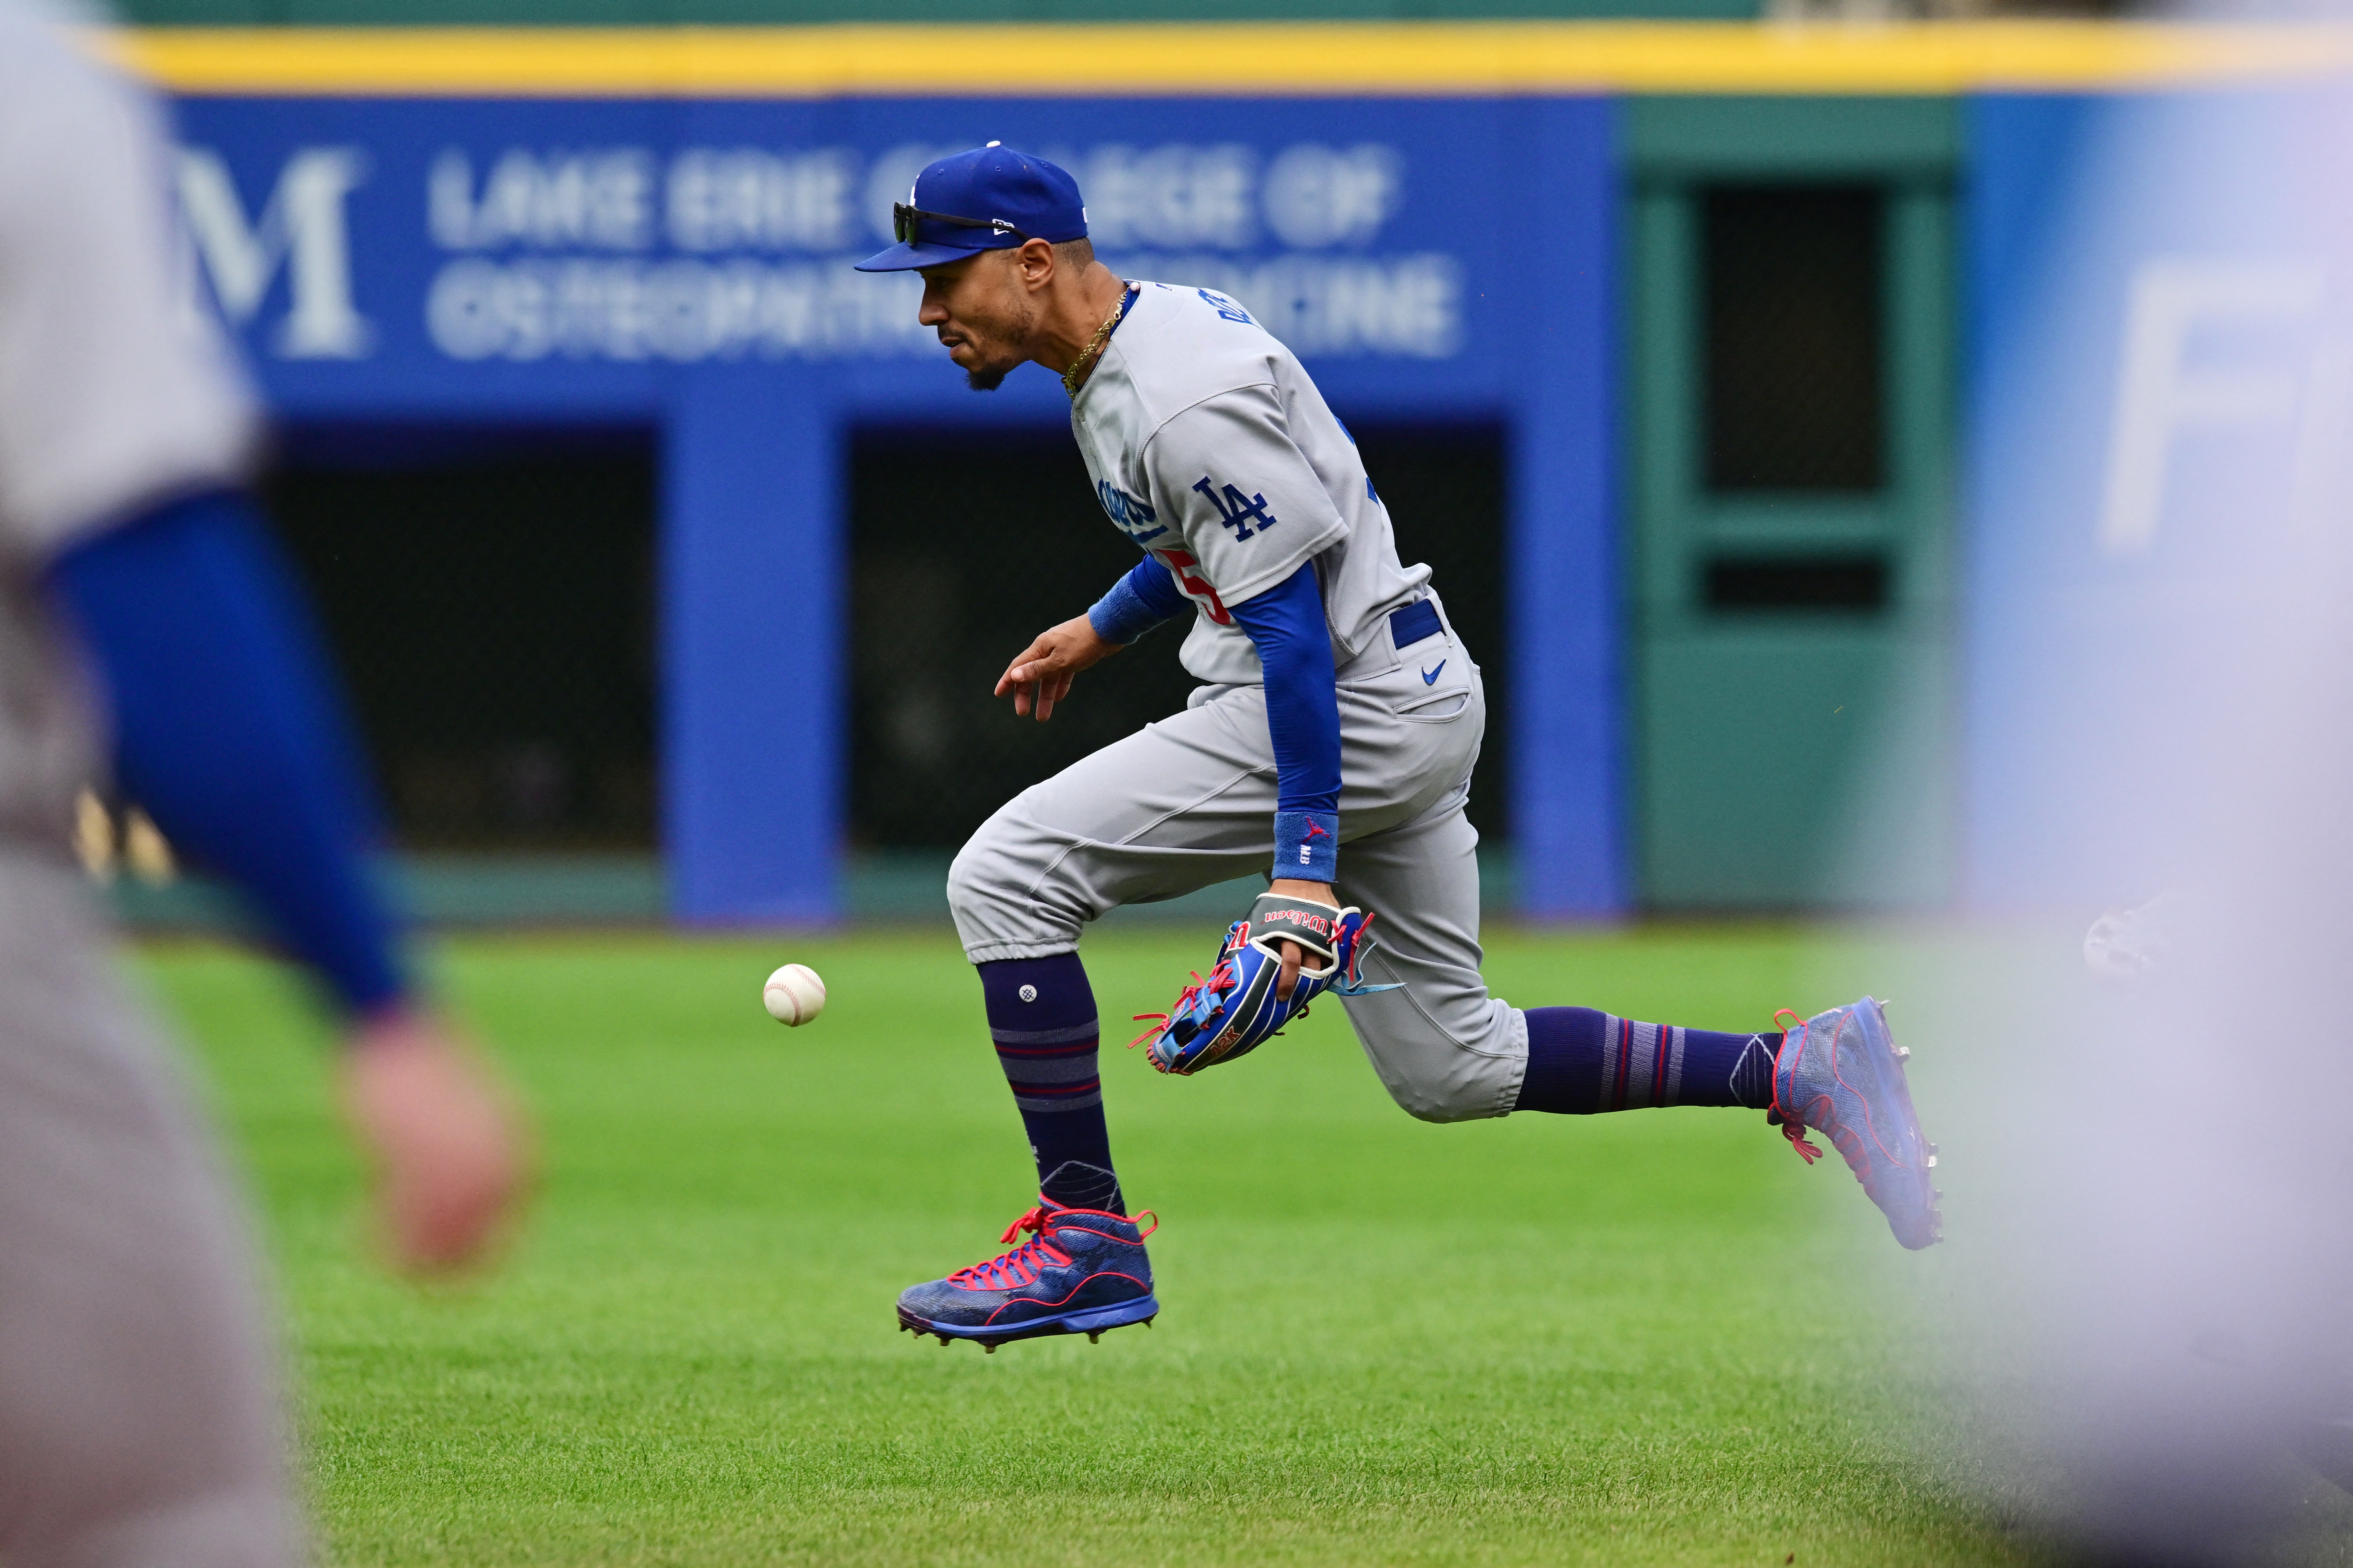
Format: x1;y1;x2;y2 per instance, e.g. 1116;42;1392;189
48;490;408;1018
1086;554;1188;645
1227;560;1341;884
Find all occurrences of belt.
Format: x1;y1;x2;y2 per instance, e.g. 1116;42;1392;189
1390;598;1442;650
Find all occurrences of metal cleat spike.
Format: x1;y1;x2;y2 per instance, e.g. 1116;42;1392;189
1895;1046;1911;1060
1925;1154;1937;1167
937;1335;950;1347
1927;1142;1938;1155
1934;1188;1944;1200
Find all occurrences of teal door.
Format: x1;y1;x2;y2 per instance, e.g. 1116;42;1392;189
1627;99;1959;910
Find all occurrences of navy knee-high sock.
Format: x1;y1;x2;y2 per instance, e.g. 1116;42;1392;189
1515;1007;1782;1114
977;954;1123;1213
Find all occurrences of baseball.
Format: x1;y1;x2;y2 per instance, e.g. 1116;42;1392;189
762;963;826;1026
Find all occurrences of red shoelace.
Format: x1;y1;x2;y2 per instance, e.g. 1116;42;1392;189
1768;1009;1824;1164
1127;959;1236;1049
943;1204;1159;1291
946;1206;1070;1291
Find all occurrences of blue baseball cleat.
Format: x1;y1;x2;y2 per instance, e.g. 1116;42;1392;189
896;1198;1160;1352
1770;997;1943;1249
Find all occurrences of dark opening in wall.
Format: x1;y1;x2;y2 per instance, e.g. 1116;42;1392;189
1703;183;1885;493
1359;424;1508;842
849;423;1507;853
1704;552;1889;613
261;427;659;851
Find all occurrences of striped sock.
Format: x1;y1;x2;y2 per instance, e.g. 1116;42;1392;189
977;954;1123;1213
1515;1007;1783;1114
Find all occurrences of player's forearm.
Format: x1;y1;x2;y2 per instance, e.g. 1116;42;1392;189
49;490;408;1017
1086;555;1187;644
1229;562;1341;883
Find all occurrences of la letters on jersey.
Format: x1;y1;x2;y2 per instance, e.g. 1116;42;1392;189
1193;476;1279;542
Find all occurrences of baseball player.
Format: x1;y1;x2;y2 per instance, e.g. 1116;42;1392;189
0;6;526;1562
857;146;1938;1352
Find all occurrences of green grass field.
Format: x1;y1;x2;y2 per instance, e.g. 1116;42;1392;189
135;923;2047;1567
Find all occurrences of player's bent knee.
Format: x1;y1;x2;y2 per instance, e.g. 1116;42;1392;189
946;814;1077;959
1377;1074;1508;1125
943;836;1012;927
1354;1026;1515;1123
1344;998;1522;1124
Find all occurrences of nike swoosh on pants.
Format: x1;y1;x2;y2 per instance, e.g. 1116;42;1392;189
1420;660;1446;685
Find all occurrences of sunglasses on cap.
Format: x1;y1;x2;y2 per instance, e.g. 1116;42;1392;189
893;202;1034;248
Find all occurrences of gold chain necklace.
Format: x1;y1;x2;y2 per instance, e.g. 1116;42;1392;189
1062;287;1128;398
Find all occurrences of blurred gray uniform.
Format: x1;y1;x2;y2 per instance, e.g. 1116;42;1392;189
946;281;1528;1121
0;7;301;1566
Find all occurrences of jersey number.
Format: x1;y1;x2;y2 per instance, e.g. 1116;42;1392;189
1152;549;1233;626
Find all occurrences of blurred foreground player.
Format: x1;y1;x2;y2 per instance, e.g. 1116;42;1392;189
857;147;1941;1353
0;6;526;1561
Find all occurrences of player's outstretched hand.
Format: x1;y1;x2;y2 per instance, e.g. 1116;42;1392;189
996;614;1122;722
340;1009;532;1276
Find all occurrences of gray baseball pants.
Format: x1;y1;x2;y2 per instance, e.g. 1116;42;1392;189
0;850;300;1568
948;601;1529;1122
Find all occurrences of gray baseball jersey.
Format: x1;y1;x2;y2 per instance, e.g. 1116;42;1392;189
0;0;258;844
0;9;298;1563
1068;280;1430;686
952;275;1524;1121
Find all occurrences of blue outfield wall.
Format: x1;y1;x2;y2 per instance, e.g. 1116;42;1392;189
172;93;1621;923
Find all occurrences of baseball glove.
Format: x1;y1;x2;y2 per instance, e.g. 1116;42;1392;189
1128;893;1395;1075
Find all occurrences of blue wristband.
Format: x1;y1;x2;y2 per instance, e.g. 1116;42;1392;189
1088;575;1167;646
1274;809;1339;882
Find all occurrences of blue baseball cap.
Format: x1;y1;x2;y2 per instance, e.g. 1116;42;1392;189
854;143;1086;273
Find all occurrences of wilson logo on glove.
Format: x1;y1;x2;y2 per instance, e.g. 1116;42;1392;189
1128;894;1396;1076
1254;906;1337;942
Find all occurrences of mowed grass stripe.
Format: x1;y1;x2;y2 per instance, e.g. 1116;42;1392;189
135;925;2042;1566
